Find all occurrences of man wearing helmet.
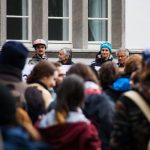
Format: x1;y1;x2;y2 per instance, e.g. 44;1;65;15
28;39;48;65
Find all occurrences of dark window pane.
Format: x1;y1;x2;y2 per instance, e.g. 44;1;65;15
48;0;69;17
7;0;28;15
88;0;108;18
48;19;69;40
88;20;108;41
7;18;28;40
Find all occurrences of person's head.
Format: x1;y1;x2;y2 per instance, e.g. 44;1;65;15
0;84;17;126
58;48;72;64
27;61;57;89
56;74;85;113
33;39;47;57
98;42;112;60
67;63;99;84
140;49;150;82
124;54;142;77
116;48;129;67
25;87;46;123
98;61;120;89
52;62;65;86
0;41;28;71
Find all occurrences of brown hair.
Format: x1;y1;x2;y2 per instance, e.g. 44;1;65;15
27;61;56;84
66;63;99;83
124;54;142;76
98;61;119;89
55;74;84;123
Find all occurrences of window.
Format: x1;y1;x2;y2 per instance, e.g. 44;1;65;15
7;0;30;40
48;0;71;41
88;0;111;42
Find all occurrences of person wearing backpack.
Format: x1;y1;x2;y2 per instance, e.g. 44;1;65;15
110;49;150;150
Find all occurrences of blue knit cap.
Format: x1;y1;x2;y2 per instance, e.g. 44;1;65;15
100;42;112;53
0;41;28;70
142;48;150;64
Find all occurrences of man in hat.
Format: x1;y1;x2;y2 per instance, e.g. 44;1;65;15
28;39;48;65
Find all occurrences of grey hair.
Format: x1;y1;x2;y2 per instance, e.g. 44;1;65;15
60;48;72;59
116;48;130;57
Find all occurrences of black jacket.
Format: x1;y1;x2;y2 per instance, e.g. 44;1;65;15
110;87;150;150
91;54;113;67
83;93;115;150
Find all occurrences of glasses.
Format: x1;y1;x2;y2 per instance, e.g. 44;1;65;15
117;55;126;58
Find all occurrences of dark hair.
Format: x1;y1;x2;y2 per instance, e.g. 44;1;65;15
130;70;141;85
55;74;84;123
27;61;56;83
25;87;46;123
98;61;119;90
140;60;150;82
67;63;99;83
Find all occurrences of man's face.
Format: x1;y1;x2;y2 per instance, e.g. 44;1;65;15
101;48;110;60
56;66;65;85
117;52;128;66
35;44;46;56
58;50;68;62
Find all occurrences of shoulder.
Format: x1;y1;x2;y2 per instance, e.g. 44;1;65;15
115;90;142;111
28;58;38;65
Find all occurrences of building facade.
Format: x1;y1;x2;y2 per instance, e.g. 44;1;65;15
0;0;125;57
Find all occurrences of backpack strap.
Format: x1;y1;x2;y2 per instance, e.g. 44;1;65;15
124;90;150;122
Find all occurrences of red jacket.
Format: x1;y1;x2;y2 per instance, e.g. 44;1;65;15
37;122;101;150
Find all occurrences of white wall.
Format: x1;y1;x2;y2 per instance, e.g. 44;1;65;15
125;0;150;50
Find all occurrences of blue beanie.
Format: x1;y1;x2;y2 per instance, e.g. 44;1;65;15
142;48;150;63
0;41;28;70
100;42;112;53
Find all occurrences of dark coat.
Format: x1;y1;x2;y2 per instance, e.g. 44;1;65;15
110;87;150;150
0;65;28;109
90;54;113;67
83;93;115;150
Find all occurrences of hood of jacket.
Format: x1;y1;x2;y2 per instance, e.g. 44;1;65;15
37;122;101;150
112;77;131;92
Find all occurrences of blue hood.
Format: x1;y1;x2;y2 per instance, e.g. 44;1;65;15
113;77;131;92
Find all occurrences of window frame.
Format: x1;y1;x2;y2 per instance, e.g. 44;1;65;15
88;0;111;43
48;0;72;43
6;0;32;42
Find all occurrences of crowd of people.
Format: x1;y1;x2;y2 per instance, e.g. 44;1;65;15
0;39;150;150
